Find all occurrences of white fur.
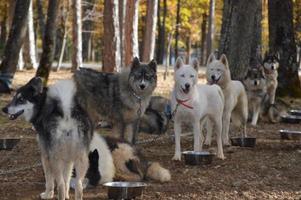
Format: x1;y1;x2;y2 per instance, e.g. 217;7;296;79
263;62;278;104
171;58;225;160
89;134;115;183
206;53;248;145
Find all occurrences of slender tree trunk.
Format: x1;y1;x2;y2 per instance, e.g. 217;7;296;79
0;15;7;50
174;0;180;60
103;0;120;72
36;0;45;38
82;0;95;62
124;0;139;67
186;36;191;64
36;0;61;85
200;13;207;65
142;0;158;62
0;0;30;91
268;0;301;97
119;0;126;68
164;32;173;80
219;0;262;80
27;0;38;69
206;0;215;56
71;0;83;71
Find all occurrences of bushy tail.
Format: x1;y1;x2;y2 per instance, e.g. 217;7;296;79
146;162;171;183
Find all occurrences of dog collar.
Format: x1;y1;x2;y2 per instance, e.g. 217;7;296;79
176;97;193;109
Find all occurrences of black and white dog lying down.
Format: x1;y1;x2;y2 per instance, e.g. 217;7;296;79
81;133;171;187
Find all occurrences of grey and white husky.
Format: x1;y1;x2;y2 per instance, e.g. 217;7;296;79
206;53;248;145
74;57;157;143
263;52;280;105
244;67;267;126
2;77;93;200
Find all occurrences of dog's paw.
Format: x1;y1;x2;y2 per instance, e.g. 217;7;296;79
40;191;54;199
217;154;226;160
172;154;181;161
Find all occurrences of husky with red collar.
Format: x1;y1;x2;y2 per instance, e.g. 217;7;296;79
171;57;225;160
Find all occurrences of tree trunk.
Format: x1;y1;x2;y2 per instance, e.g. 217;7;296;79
0;0;30;91
36;0;61;85
103;0;120;72
219;0;262;80
200;13;207;65
268;0;301;97
71;0;83;71
142;0;158;62
82;0;95;62
156;0;167;64
174;0;180;60
27;0;38;69
186;36;191;64
0;16;7;51
36;0;45;38
119;0;126;68
206;0;215;56
124;0;139;67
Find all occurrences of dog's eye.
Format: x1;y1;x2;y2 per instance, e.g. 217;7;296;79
190;75;194;78
18;97;25;103
180;74;185;78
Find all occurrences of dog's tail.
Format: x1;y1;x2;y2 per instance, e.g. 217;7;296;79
146;162;171;183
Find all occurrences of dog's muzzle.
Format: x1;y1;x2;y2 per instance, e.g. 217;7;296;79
2;106;24;120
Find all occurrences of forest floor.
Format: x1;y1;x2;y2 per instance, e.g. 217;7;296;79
0;69;300;200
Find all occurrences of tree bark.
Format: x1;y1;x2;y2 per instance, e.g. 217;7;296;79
219;0;262;80
174;0;180;60
36;0;61;85
0;0;30;90
200;13;207;65
119;0;126;68
27;0;38;69
82;0;95;62
71;0;83;71
268;0;301;97
103;0;120;72
124;0;139;67
156;0;167;64
36;0;45;38
206;0;215;56
142;0;158;62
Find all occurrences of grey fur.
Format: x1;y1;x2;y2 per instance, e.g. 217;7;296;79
73;57;157;143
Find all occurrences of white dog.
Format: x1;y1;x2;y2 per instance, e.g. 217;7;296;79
171;57;225;160
206;53;248;145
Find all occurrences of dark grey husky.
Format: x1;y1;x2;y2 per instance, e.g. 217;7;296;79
2;77;93;200
74;57;157;143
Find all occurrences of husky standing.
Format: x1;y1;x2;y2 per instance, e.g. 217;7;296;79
244;67;267;126
263;52;279;105
2;77;93;200
206;53;248;145
171;58;225;160
85;133;171;186
73;57;157;143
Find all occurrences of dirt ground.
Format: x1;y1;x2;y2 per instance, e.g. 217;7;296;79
0;70;300;200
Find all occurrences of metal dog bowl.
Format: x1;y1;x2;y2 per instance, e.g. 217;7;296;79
182;151;214;165
230;137;256;147
0;138;20;150
281;115;301;124
103;182;148;200
288;110;301;116
279;130;301;140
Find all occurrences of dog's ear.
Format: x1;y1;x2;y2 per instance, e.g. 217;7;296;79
175;57;184;71
192;59;199;72
132;57;140;69
29;77;43;96
148;59;157;72
220;54;229;68
206;53;216;66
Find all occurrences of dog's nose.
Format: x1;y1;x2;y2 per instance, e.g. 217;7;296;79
139;84;146;90
271;65;274;70
185;83;190;89
254;81;258;86
2;107;8;114
211;75;216;80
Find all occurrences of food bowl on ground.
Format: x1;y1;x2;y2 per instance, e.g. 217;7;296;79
281;115;301;124
182;151;214;165
230;137;256;147
279;130;301;140
0;138;20;150
288;110;301;116
103;182;148;200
